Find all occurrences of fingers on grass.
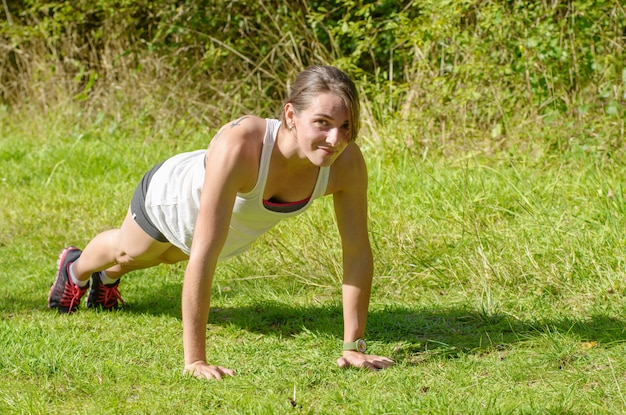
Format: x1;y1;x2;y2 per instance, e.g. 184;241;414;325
337;355;395;370
201;366;235;380
184;365;235;380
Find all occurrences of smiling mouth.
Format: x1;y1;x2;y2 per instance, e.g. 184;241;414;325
319;147;336;155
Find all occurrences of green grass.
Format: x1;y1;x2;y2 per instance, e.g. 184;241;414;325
1;108;625;414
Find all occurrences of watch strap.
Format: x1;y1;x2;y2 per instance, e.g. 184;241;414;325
343;338;367;353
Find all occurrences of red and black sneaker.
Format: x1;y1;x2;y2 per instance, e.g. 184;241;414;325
48;247;89;313
87;273;124;311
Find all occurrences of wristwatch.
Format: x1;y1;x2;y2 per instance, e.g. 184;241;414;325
343;338;367;353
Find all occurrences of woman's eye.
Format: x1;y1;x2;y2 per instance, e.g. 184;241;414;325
341;123;350;131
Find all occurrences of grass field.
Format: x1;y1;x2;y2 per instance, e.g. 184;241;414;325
1;107;625;414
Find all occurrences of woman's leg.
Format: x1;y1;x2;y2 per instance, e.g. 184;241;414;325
72;208;189;282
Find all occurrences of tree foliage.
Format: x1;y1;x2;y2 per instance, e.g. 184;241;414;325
1;0;624;139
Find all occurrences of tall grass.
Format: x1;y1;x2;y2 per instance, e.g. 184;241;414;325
2;1;624;148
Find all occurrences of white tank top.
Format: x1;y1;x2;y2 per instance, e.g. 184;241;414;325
145;118;330;259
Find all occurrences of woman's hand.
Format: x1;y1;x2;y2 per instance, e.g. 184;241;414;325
337;351;395;371
184;360;235;380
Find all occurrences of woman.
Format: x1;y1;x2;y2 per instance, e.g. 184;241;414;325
48;65;394;380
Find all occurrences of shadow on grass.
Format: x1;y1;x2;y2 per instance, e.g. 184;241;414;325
124;285;626;363
207;303;625;345
10;281;625;365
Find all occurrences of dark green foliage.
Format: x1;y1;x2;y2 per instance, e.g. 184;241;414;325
1;0;624;141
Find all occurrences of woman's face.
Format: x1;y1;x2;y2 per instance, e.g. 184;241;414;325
287;92;351;167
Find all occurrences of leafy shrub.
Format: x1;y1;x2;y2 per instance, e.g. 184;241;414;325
1;0;623;147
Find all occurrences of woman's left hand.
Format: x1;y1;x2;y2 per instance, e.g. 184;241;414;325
337;351;395;371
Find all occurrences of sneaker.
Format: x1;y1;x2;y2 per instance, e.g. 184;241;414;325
48;246;89;313
86;272;124;310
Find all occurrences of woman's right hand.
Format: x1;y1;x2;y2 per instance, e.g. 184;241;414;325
184;360;235;380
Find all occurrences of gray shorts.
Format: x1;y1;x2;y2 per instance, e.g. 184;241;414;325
130;161;169;242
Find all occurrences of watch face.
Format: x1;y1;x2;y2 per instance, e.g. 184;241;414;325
356;338;367;353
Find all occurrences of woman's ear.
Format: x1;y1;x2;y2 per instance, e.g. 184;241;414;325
284;102;296;130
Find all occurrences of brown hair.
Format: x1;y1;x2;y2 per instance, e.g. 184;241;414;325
281;65;361;142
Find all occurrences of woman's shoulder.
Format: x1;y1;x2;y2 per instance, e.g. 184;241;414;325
210;115;268;145
334;143;367;173
219;115;268;138
206;115;268;165
326;142;368;194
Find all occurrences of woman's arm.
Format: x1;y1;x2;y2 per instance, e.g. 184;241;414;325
181;169;237;379
332;144;394;370
182;117;263;380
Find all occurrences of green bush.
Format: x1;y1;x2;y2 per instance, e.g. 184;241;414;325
1;0;623;146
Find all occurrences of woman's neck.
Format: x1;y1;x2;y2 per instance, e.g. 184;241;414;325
274;125;314;172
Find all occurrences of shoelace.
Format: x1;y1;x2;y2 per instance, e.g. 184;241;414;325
61;281;87;311
98;283;124;308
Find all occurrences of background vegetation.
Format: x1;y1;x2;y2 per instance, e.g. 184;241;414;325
1;0;625;413
2;0;624;145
